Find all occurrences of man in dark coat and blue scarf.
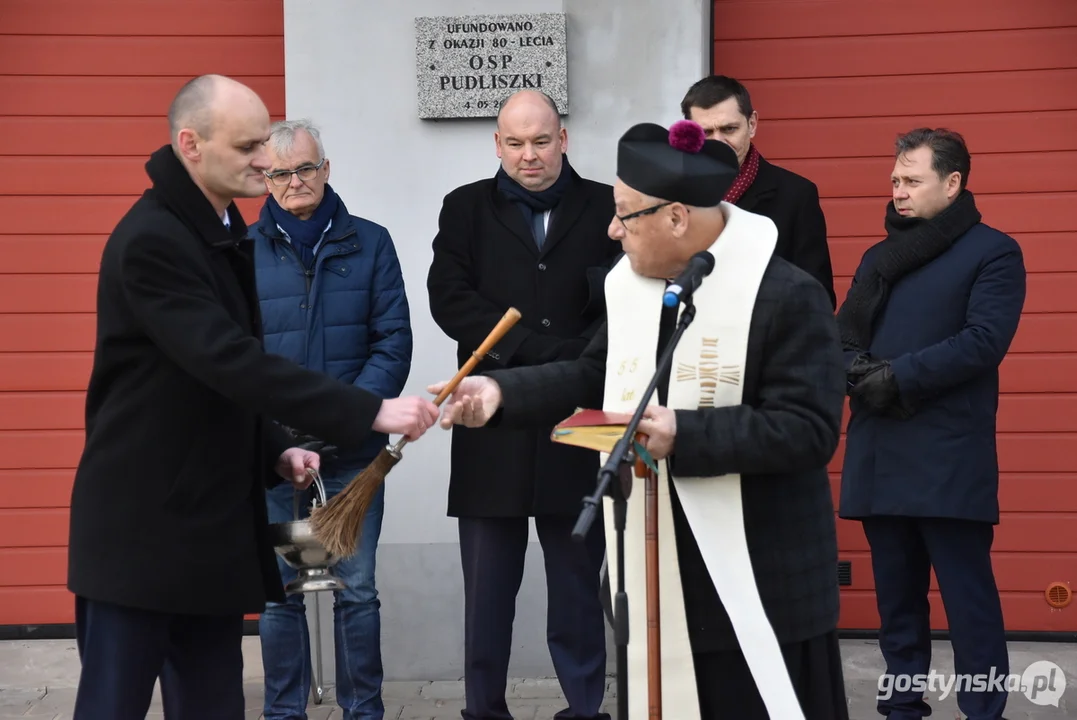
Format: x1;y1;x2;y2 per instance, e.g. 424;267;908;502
427;89;622;720
251;118;413;720
836;128;1027;720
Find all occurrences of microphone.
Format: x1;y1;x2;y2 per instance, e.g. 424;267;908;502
662;251;715;307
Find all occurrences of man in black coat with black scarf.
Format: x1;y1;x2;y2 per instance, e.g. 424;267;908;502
66;74;439;720
680;74;836;308
429;119;850;719
426;89;621;720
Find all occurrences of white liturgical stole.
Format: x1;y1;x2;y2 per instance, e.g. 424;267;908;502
601;202;805;719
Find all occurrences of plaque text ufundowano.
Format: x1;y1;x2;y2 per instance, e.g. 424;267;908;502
414;13;568;120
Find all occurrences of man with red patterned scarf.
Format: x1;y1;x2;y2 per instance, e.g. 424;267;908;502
681;75;836;308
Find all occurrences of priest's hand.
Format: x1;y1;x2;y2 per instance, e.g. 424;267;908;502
637;405;676;460
427;376;503;429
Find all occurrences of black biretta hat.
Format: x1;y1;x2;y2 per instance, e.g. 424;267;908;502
616;120;740;207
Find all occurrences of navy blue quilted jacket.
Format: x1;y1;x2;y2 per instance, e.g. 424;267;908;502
251;197;412;472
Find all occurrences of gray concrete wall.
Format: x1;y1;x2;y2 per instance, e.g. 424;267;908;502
282;0;710;682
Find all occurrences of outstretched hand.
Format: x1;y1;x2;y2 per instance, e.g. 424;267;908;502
373;396;440;442
426;376;503;429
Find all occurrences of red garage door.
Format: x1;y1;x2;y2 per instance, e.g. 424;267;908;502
713;0;1077;632
0;0;285;627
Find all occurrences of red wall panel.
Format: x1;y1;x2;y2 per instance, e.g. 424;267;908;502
714;0;1077;632
0;0;286;625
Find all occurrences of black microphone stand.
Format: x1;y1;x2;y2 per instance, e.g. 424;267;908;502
572;295;697;720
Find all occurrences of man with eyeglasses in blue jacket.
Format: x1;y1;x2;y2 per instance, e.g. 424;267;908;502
251;117;412;720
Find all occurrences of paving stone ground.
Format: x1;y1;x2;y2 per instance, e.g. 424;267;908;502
2;638;1075;718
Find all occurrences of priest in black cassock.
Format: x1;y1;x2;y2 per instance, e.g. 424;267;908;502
428;120;849;719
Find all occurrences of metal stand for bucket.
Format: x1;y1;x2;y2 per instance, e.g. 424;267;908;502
311;594;326;705
267;468;347;707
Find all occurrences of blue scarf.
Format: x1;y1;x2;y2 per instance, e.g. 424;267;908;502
266;183;340;268
495;155;574;249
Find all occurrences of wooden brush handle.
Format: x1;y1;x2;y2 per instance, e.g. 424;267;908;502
387;308;523;456
431;307;522;406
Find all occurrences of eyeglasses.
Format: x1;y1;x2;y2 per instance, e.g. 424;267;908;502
615;201;672;227
264;158;325;187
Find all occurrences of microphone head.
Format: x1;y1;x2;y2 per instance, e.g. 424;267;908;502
662;251;715;307
694;251;716;274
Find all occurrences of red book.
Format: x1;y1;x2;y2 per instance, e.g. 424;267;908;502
551;408;635;453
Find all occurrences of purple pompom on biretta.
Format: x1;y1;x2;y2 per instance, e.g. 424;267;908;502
668;119;706;153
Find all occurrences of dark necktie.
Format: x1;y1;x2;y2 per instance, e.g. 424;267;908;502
532;210;547;250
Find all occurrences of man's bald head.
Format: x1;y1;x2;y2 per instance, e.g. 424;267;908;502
166;74;272;213
496;89;560;130
168;74;268;146
494;90;567;191
168;75;216;145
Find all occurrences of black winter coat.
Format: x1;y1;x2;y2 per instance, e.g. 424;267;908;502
736;157;836;309
427;167;621;517
486;255;846;651
67;145;385;617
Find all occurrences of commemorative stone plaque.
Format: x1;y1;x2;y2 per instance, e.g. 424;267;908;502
414;13;568;120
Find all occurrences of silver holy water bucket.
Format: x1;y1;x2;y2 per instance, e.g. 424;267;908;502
267;468;347;594
266;467;342;705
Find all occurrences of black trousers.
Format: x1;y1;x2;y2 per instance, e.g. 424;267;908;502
73;595;245;720
695;629;850;720
863;517;1009;720
459;515;610;720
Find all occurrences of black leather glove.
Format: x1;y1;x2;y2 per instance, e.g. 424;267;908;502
281;426;339;462
849;362;898;409
849;361;917;419
846;352;877;391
